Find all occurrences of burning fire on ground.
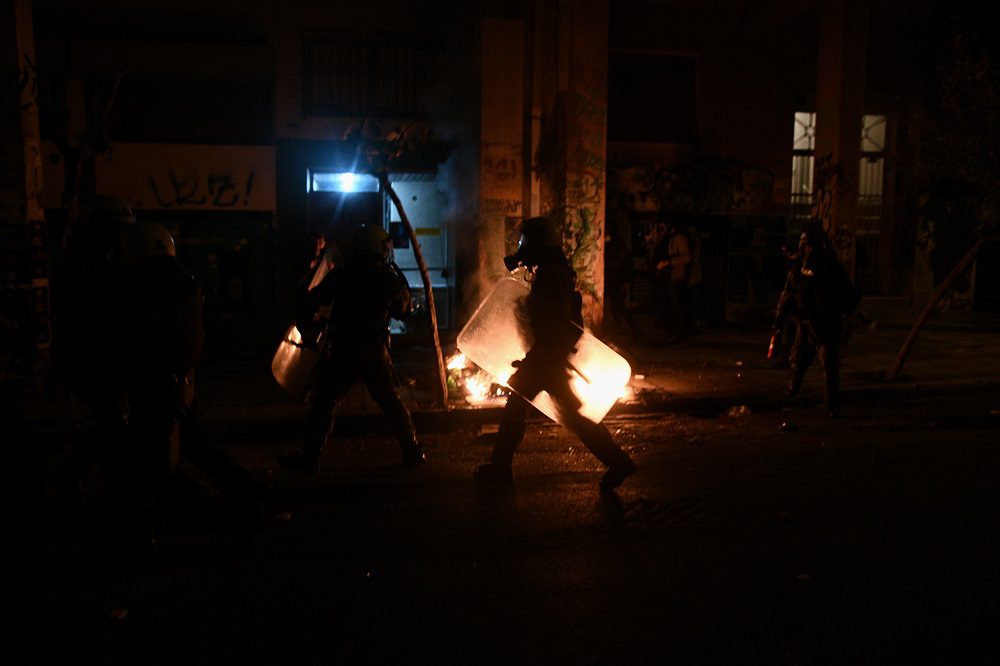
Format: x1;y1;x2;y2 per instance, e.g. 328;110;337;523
446;351;635;409
447;352;511;405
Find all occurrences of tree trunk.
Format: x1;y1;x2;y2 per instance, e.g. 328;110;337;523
885;235;986;381
383;178;449;408
60;67;128;250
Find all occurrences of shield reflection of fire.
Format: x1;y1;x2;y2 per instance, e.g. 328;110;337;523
447;352;510;405
447;351;634;410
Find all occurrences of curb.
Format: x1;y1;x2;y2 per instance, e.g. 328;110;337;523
201;376;1000;440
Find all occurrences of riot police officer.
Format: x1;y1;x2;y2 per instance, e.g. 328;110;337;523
52;195;134;510
774;224;861;417
277;224;424;474
116;221;265;552
474;216;636;490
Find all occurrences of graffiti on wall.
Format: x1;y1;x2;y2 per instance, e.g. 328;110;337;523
565;83;608;317
481;143;521;200
608;157;786;323
810;153;836;231
811;152;858;276
17;52;37;113
612;166;660;212
609;159;781;217
96;144;275;211
481;143;523;249
147;170;255;208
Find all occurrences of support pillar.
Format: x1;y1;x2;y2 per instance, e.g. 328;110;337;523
1;0;49;378
532;0;608;327
479;18;526;290
812;0;868;279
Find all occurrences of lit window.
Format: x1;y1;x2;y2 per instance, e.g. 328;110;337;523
308;171;380;193
793;112;816;151
860;114;886;152
857;115;886;235
789;112;885;228
790;113;817;222
789;112;887;286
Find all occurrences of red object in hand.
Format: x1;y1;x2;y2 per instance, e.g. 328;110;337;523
767;334;778;359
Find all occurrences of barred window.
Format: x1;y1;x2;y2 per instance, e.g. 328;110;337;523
790;112;888;290
302;30;432;117
857;114;886;235
789;112;886;235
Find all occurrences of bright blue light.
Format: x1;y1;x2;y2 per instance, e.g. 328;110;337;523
310;171;380;193
338;173;357;192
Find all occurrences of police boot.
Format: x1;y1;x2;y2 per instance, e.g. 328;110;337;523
600;458;637;491
401;442;427;468
786;369;806;397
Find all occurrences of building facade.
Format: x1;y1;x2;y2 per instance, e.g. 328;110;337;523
5;0;994;375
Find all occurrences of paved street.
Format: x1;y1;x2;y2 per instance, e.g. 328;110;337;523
10;385;1000;664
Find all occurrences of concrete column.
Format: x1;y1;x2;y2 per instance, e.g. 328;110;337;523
1;0;50;372
479;18;526;291
532;0;608;326
812;0;868;278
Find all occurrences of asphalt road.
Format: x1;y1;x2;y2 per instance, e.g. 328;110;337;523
10;390;1000;665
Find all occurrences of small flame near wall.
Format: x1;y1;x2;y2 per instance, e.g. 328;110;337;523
447;352;511;406
447;351;637;409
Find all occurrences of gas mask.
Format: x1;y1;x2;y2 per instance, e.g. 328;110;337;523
503;234;536;272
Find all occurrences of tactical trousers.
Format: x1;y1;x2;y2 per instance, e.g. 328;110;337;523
788;319;842;411
303;339;417;459
491;353;632;470
126;372;251;536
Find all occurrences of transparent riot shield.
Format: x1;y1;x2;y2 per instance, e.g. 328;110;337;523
271;323;325;398
456;274;631;424
272;248;337;398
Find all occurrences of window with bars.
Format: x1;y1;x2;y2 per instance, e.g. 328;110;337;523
790;111;817;230
789;112;886;234
857;114;886;236
301;30;432;117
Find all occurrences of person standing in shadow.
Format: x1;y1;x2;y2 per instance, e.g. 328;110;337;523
116;221;267;554
604;221;643;342
651;213;691;344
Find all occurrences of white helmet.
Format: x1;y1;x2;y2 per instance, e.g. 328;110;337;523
116;221;176;267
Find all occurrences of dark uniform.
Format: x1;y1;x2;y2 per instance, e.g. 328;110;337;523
775;228;861;416
118;221;265;551
51;196;133;509
476;217;636;490
650;218;691;343
604;230;642;339
277;224;423;474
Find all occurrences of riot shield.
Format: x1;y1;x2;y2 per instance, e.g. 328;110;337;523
272;248;338;398
457;274;631;424
271;323;324;398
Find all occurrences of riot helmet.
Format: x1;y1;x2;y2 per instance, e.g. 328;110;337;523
504;216;562;271
519;216;562;251
84;194;135;245
115;221;176;267
351;224;393;264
